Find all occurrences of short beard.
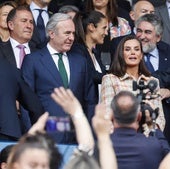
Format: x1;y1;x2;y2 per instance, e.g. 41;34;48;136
142;42;156;53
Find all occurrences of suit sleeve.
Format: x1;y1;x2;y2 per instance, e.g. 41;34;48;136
21;54;36;91
18;57;44;124
84;58;98;122
153;129;170;157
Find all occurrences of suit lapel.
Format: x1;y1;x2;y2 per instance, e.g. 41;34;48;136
67;52;77;89
0;41;17;66
157;42;169;70
39;47;63;86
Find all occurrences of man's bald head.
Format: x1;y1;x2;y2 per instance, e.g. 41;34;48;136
130;0;155;21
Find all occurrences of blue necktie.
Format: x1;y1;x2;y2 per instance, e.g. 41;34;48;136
57;53;68;88
36;9;46;42
145;53;155;73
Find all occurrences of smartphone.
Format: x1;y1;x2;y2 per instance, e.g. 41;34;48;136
45;116;71;132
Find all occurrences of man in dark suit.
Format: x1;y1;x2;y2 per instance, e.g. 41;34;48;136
29;0;52;49
135;13;170;144
21;13;97;144
155;0;170;45
110;91;170;169
0;57;44;141
0;5;35;68
0;5;38;133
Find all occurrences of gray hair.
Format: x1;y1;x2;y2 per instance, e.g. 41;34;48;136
46;13;72;38
58;5;79;14
135;14;163;37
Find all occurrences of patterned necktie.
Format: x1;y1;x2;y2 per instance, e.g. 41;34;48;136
145;53;155;73
17;44;26;68
57;53;68;88
36;9;46;42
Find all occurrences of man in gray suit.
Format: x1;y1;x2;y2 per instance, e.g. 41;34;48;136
155;0;170;45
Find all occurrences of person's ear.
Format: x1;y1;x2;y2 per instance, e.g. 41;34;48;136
88;23;96;33
129;11;135;21
48;30;55;39
7;21;14;31
156;34;161;42
137;111;142;122
1;162;7;169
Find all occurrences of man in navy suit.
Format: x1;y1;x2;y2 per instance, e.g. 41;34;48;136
0;5;39;133
110;91;170;169
21;13;97;144
0;57;44;141
135;14;170;144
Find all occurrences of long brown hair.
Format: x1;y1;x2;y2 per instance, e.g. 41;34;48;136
109;35;151;77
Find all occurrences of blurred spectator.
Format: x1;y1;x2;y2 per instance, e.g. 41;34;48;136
48;0;85;13
159;153;170;169
64;151;101;169
109;90;169;169
7;132;62;169
116;0;131;12
58;5;79;19
29;0;52;49
155;0;170;45
15;0;31;6
132;0;166;7
51;87;118;169
130;0;155;31
0;1;17;42
86;0;131;40
0;145;14;169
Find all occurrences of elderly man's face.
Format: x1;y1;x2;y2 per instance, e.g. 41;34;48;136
48;19;75;53
136;21;161;53
130;1;155;21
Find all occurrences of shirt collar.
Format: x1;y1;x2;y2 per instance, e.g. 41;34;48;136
10;37;29;49
119;73;146;82
47;43;66;56
148;47;159;59
30;1;48;11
